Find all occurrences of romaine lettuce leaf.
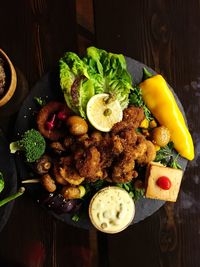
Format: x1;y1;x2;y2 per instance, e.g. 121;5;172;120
59;47;133;118
59;52;92;116
84;47;133;109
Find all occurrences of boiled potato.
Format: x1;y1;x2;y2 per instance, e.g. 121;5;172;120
151;126;170;147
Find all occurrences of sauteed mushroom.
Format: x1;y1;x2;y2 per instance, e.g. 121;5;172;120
34;155;52;175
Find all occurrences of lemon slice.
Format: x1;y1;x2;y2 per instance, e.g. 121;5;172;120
86;93;123;132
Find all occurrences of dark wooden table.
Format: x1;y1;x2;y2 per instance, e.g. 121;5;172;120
0;1;200;267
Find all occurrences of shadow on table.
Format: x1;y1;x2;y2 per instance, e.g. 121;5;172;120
0;262;26;267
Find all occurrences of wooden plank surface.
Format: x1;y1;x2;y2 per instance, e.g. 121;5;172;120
0;1;97;267
94;1;200;267
0;0;200;266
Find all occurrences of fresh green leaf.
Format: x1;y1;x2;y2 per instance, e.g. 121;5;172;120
129;86;153;121
34;97;46;107
60;47;133;118
60;51;91;116
155;142;182;169
169;153;182;169
142;67;153;80
0;172;4;193
72;214;80;222
91;179;107;191
116;182;145;201
123;183;130;192
133;188;145;201
84;47;133;109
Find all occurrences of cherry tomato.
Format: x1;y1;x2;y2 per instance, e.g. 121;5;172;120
57;110;68;121
156;176;172;190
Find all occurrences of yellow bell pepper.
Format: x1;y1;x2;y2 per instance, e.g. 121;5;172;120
140;118;149;128
139;70;194;160
149;119;157;128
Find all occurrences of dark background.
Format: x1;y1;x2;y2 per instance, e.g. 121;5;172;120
0;1;200;266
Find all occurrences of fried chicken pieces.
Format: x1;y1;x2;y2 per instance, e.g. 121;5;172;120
69;106;156;183
36;103;156;197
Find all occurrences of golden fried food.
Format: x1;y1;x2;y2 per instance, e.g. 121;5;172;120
123;105;145;125
137;140;156;165
99;139;113;168
76;146;102;179
36;104;157;193
41;174;56;192
60;168;85;185
53;162;69;185
50;141;66;154
131;134;147;159
111;135;124;155
37;101;70;140
61;186;81;199
112;152;137;183
91;131;103;142
112;106;145;134
63;136;74;148
59;156;84;182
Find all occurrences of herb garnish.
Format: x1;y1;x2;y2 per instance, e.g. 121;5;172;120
34;97;46;107
116;182;145;201
72;214;80;222
155;142;182;169
129;86;153;121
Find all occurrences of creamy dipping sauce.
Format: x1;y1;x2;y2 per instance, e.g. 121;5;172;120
89;186;135;233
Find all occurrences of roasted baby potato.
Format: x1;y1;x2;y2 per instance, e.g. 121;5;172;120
61;186;80;199
66;116;88;136
151;126;170;147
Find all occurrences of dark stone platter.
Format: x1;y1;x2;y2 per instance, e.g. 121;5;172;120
13;57;188;229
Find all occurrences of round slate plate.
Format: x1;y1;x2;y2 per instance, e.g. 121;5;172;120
0;129;17;232
13;57;187;229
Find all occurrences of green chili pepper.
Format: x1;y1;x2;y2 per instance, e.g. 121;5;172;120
0;187;25;207
0;172;4;193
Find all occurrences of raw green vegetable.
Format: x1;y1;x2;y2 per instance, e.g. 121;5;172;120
142;67;153;80
0;187;25;207
155;142;182;169
34;96;46;107
129;86;153;121
0;172;4;193
83;47;133;108
59;47;133;118
60;52;92;117
116;182;145;201
10;129;46;163
72;214;80;222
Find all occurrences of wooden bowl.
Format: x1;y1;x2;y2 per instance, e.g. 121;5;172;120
0;49;17;107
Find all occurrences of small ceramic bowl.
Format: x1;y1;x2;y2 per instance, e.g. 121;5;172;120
89;186;135;233
0;48;17;107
